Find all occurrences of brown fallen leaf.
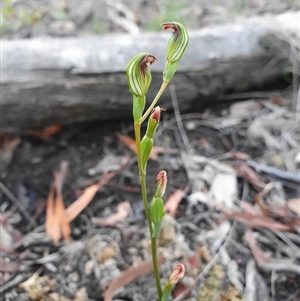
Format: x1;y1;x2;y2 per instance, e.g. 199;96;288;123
25;125;63;139
246;228;270;264
173;282;190;298
164;186;189;217
45;186;60;245
228;151;250;161
231;164;266;189
150;146;169;160
65;182;101;223
66;156;130;223
104;256;165;301
56;193;71;243
116;133;137;153
269;94;284;106
0;136;21;166
287;198;300;216
92;201;131;227
188;247;202;271
219;206;293;232
116;133;169;160
254;184;299;225
254;183;274;217
45;161;71;245
46;158;129;244
54;164;71;243
241;202;260;215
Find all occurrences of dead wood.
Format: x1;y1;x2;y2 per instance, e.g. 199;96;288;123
2;11;299;131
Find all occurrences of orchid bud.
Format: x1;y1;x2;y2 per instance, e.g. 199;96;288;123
162;263;185;301
161;22;189;83
154;170;167;199
140;107;163;168
168;263;185;285
151;170;167;237
145;106;162;139
126;53;158;98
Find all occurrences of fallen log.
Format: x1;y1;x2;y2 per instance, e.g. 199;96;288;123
2;11;299;131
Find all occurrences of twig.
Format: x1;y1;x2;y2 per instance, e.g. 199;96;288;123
271;267;276;299
169;84;193;154
257;229;297;259
0;273;31;294
221;90;288;101
0;181;37;228
247;160;300;183
244;260;256;301
275;231;300;255
296;86;300;120
260;260;300;274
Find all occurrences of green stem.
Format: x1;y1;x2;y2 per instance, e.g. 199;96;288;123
134;123;152;234
134;122;162;300
151;236;163;299
141;81;169;124
162;283;172;301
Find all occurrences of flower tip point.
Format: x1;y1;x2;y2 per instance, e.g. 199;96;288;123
168;263;185;285
151;106;162;122
154;170;167;198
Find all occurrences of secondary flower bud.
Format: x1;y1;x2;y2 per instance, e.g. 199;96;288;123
162;22;189;64
154;170;167;198
145;106;162;139
140;107;164;168
168;263;185;285
126;53;158;97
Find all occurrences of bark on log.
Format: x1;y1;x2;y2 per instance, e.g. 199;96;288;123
2;11;299;130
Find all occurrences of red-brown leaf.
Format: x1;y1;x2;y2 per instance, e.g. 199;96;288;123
164;186;189;217
287;198;300;216
45;161;71;245
104;256;165;301
246;228;270;264
220;207;293;232
25;125;63;139
92;201;131;227
65;182;101;223
116;133;168;160
232;164;266;189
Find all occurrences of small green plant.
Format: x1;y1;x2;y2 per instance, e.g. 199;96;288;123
92;17;106;35
3;0;13;16
126;22;189;300
1;0;42;33
146;1;188;31
55;9;68;20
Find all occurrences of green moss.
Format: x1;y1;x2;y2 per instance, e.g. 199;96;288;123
197;264;225;301
197;264;243;301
